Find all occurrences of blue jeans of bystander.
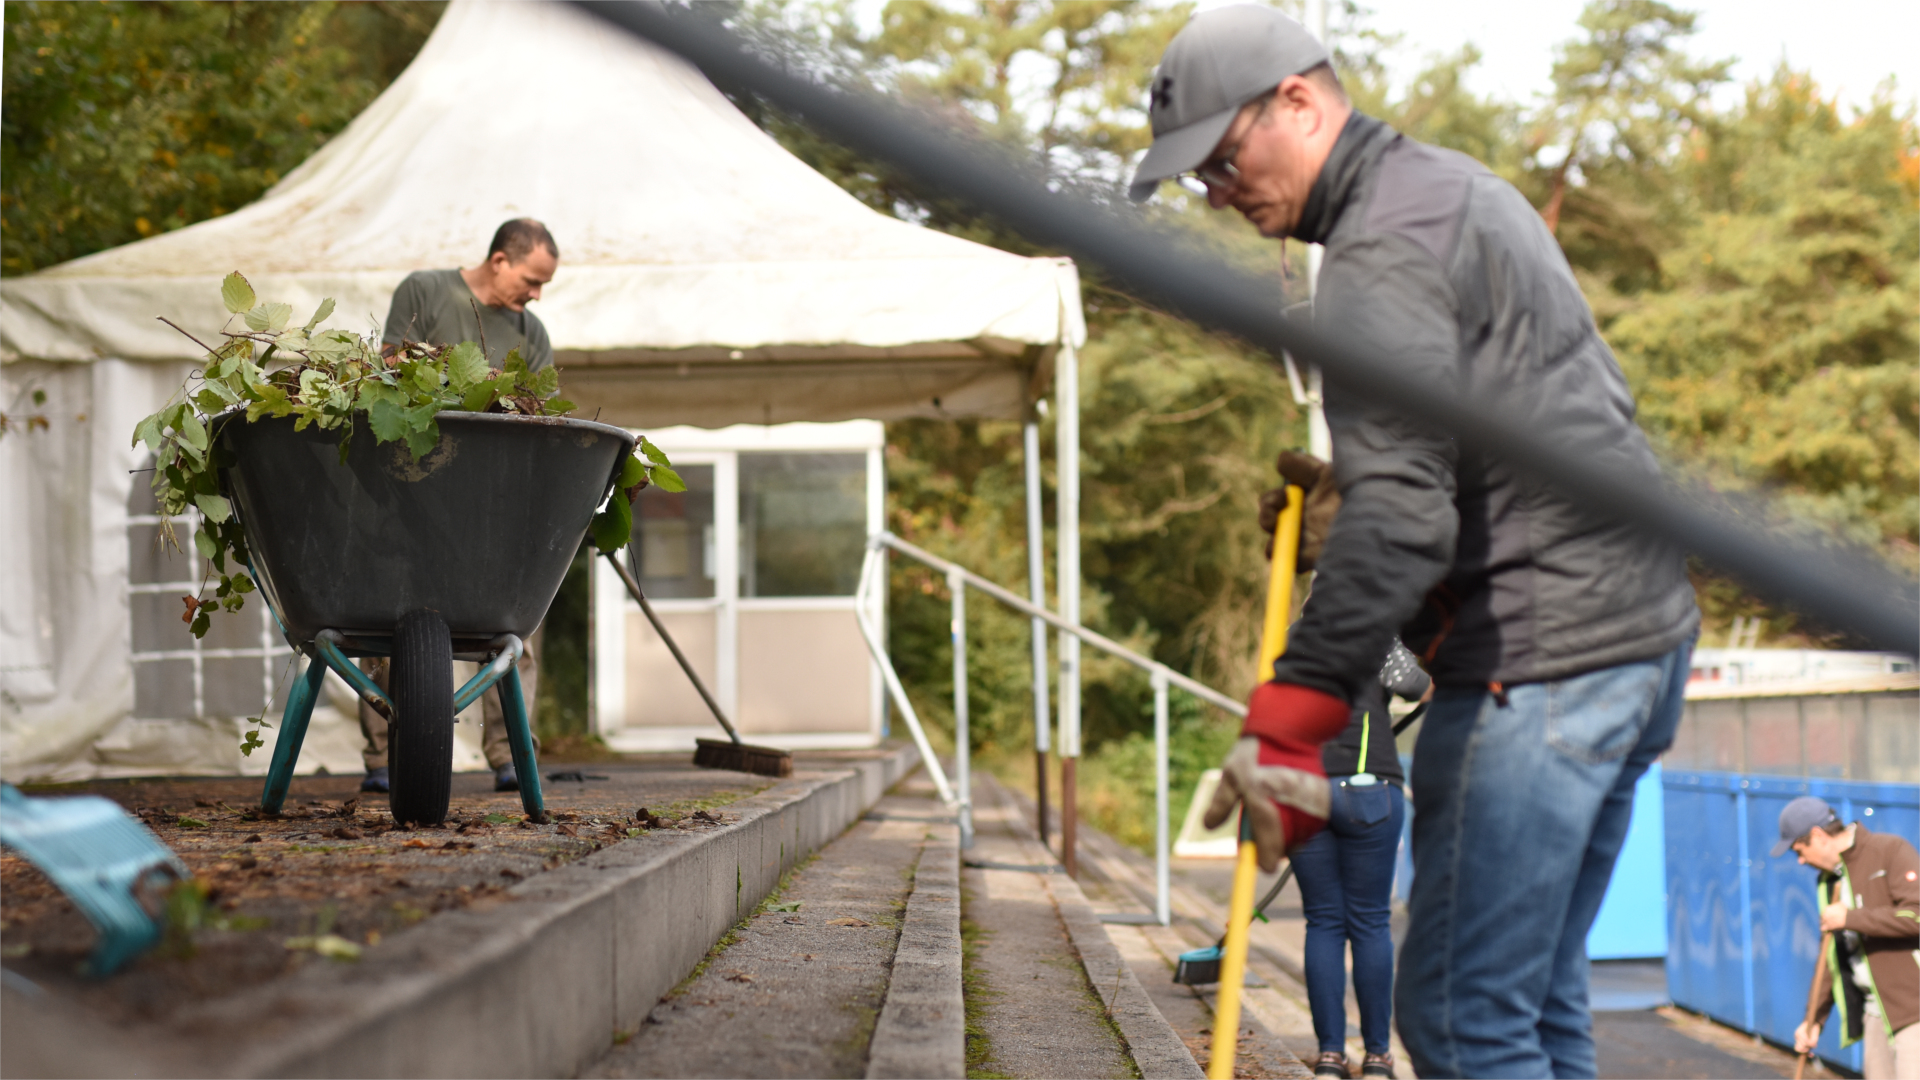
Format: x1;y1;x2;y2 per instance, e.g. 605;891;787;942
1293;779;1405;1056
1393;641;1692;1079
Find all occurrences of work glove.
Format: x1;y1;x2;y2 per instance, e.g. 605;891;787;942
1259;451;1341;569
1203;681;1349;872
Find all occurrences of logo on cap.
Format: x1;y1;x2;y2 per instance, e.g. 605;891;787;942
1151;76;1175;113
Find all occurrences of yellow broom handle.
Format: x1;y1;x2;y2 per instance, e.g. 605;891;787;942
1259;485;1304;680
1210;483;1304;1079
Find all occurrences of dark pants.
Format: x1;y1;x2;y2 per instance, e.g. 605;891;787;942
1292;778;1405;1056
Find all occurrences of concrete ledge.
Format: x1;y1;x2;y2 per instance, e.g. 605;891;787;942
985;779;1205;1080
2;744;920;1079
866;818;963;1080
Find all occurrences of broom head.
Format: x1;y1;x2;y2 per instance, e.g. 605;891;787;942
693;738;793;778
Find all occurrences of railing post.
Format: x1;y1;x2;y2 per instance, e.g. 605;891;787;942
853;544;956;808
950;566;973;848
1152;667;1171;926
1024;415;1051;848
1057;340;1081;879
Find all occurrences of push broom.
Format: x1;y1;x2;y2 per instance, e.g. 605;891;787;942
602;552;793;778
1206;481;1304;1080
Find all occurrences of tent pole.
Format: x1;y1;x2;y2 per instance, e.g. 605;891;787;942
1056;341;1081;879
1024;413;1051;849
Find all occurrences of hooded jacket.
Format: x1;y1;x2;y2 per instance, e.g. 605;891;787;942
1269;113;1699;701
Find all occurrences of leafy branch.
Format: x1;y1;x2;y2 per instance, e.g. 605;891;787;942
134;271;680;644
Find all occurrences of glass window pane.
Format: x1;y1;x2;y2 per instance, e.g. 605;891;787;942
128;524;202;586
133;659;194;719
739;453;866;598
203;657;269;717
132;592;199;654
202;602;268;652
630;464;716;600
127;458;161;515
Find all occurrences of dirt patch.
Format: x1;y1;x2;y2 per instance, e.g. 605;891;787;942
1;760;772;1026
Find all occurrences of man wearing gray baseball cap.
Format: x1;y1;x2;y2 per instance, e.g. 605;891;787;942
1775;796;1920;1079
1138;6;1700;1078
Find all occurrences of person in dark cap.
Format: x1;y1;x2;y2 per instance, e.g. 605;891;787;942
1776;796;1919;1079
1140;6;1700;1076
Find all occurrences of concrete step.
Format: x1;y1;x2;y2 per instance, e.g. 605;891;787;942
964;776;1204;1080
994;782;1337;1079
580;769;1203;1080
584;779;962;1079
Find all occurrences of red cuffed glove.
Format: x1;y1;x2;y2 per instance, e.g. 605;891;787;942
1202;682;1350;871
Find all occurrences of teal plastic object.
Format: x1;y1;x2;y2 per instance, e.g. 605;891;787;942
0;784;187;975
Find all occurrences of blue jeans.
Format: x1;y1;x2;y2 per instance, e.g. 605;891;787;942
1394;641;1692;1079
1293;779;1405;1056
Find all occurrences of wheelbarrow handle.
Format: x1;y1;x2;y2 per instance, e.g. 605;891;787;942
601;551;742;746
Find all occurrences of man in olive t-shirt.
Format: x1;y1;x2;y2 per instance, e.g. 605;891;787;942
359;219;558;795
380;217;557;369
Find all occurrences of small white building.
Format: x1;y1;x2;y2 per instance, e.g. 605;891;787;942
592;421;888;751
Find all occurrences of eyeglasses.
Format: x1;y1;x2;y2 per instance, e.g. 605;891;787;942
1190;93;1274;191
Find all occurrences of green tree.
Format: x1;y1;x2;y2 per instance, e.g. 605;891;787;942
1603;70;1919;640
1;0;443;276
1524;1;1731;293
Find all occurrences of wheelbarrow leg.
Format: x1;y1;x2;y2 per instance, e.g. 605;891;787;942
498;667;547;823
262;651;327;815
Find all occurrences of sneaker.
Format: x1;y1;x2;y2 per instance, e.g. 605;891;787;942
493;764;519;792
1361;1051;1394;1078
359;767;390;793
1313;1051;1350;1078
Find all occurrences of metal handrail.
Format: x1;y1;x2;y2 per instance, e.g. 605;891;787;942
872;532;1247;718
854;530;1247;924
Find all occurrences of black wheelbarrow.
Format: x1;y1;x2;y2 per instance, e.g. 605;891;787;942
219;411;634;825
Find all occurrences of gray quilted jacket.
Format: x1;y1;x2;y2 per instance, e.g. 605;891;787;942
1271;113;1699;701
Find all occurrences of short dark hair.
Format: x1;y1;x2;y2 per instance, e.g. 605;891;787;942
1818;818;1849;836
1302;62;1347;103
488;218;559;263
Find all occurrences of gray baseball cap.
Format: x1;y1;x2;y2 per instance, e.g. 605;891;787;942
1772;795;1840;857
1128;5;1331;203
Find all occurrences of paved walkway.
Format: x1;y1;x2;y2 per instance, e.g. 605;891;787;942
1020;784;1812;1080
962;789;1138;1080
586;782;943;1079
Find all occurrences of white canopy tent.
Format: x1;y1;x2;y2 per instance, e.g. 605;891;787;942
0;0;1085;782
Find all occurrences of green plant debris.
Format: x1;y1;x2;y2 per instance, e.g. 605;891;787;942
284;933;362;962
174;815;210;828
767;901;802;913
483;813;517;825
128;273;681;755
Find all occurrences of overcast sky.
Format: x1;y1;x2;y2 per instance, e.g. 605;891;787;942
1295;0;1917;113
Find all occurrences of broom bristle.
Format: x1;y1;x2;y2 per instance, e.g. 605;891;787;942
693;738;793;778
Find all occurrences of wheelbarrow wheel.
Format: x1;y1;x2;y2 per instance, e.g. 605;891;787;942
388;609;454;825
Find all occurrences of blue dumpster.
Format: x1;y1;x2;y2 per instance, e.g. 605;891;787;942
1662;679;1919;1075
